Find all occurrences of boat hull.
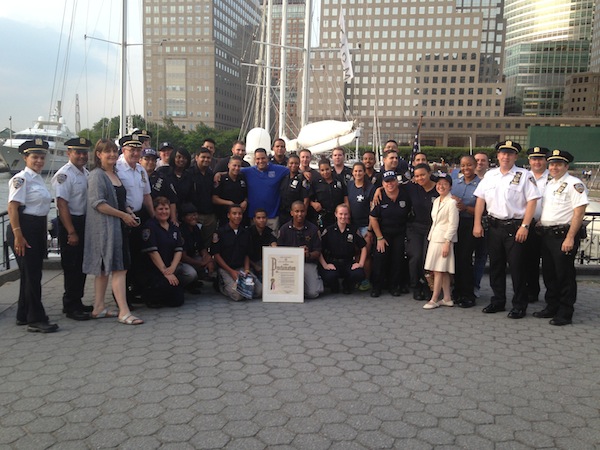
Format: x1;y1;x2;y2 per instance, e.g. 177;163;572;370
0;143;69;174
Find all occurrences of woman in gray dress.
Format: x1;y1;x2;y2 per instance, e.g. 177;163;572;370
82;139;144;325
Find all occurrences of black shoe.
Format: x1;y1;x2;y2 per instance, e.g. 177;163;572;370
482;303;505;314
186;286;203;295
533;309;555;319
401;286;410;294
370;289;381;298
16;319;28;326
507;308;526;319
65;310;91;321
549;317;572;326
82;305;93;313
342;285;353;295
457;299;476;309
412;289;425;301
27;322;59;333
390;288;402;297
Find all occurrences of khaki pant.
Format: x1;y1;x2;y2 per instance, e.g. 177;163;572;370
218;268;263;301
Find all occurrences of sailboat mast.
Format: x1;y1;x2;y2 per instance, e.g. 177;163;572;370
265;0;273;134
120;0;128;138
300;0;312;128
278;0;288;139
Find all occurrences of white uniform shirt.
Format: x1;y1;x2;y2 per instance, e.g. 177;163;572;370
8;167;52;216
473;165;541;220
529;169;549;221
540;173;588;227
116;159;151;211
51;161;89;216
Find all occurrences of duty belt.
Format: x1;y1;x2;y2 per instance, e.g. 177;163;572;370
488;217;520;227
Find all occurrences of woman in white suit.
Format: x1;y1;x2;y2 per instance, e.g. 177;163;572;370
423;173;459;309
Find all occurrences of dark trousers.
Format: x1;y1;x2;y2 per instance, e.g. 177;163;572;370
523;225;542;301
540;231;579;320
406;223;429;288
487;222;528;310
58;215;87;312
126;209;150;297
8;215;49;324
453;217;477;301
372;232;407;291
319;260;365;291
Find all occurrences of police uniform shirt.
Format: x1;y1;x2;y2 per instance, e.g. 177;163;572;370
366;170;380;187
529;169;550;221
473;166;541;220
180;223;205;257
321;224;366;261
407;182;439;226
277;220;322;254
210;224;253;269
450;174;480;219
214;173;248;206
9;167;52;216
310;178;347;214
149;169;177;203
249;225;276;262
140;217;184;268
116;159;151;211
52;161;89;215
369;186;412;234
188;165;215;214
160;166;194;206
214;156;251;174
540;173;589;227
347;181;375;228
373;167;407;189
280;173;309;213
269;154;289;166
332;166;353;185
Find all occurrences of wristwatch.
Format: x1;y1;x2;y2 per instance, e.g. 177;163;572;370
520;223;530;230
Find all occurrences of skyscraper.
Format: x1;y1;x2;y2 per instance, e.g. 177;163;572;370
142;0;260;130
503;0;594;116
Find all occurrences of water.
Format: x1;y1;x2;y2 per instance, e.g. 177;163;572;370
0;172;56;214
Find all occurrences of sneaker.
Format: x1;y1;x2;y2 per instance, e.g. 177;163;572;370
358;279;372;291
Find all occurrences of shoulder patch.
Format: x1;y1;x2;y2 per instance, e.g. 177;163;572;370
212;232;219;244
528;176;537;186
142;228;151;241
12;177;24;189
321;228;328;237
574;183;585;194
56;173;67;184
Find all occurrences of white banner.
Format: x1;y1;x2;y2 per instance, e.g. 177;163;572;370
339;9;354;83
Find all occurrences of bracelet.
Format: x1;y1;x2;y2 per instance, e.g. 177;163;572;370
376;236;384;241
12;227;21;231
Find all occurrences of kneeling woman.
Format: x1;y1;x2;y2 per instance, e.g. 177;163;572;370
140;196;196;307
319;204;367;294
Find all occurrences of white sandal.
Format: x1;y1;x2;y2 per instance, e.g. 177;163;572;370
118;313;144;325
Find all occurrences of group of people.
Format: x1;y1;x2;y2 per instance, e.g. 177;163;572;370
7;133;588;333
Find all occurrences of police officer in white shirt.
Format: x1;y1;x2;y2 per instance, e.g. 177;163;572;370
533;150;588;326
52;137;93;320
473;140;541;319
523;146;550;304
117;134;155;301
8;139;58;333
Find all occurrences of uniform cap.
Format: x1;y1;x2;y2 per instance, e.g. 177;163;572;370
18;138;49;154
526;146;549;158
180;203;198;215
432;172;453;186
495;140;522;153
546;149;574;164
118;134;143;148
159;141;174;151
134;129;152;139
141;148;158;158
382;170;397;181
65;137;92;150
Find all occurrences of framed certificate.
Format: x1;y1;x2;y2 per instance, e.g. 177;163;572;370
262;247;304;303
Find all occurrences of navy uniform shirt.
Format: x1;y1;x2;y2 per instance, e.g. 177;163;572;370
188;165;215;214
214;156;251;173
310;178;347;215
347;181;375;228
140;217;184;273
332;166;353;185
150;168;178;203
279;173;309;217
369;186;412;235
269;154;289;166
159;166;194;206
278;220;321;254
213;173;248;223
52;161;89;216
407;182;439;226
249;225;276;262
180;222;205;257
210;224;252;269
321;223;366;261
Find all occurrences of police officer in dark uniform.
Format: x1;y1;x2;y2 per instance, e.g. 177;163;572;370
52;137;93;320
319;204;367;294
309;159;348;230
279;154;309;226
270;138;289;166
7;139;58;333
534;150;588;325
369;170;412;297
212;155;248;226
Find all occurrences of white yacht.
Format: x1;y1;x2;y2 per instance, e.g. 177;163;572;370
0;108;76;174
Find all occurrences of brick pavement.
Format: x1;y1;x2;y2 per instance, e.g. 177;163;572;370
0;271;599;449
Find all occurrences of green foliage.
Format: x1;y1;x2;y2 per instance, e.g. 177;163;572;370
353;146;496;164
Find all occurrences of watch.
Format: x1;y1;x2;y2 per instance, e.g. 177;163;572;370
520;223;530;230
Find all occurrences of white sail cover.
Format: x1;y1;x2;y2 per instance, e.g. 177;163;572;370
245;127;272;164
308;130;357;154
296;120;355;148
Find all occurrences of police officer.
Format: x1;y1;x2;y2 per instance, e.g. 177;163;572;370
309;158;349;230
212;155;248;226
270;138;289;166
279;154;309;226
319;204;367;294
52;137;93;320
369;170;412;297
534;150;588;326
524;146;551;303
7;139;58;333
473;140;541;319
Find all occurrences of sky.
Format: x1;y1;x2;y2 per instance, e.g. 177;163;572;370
0;0;144;132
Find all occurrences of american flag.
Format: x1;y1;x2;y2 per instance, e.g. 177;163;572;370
409;116;423;175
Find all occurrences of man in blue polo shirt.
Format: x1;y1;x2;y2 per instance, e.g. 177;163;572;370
242;147;289;232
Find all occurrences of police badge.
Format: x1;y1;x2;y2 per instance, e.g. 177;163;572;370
12;177;25;189
511;172;522;185
574;183;585;194
142;228;151;241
